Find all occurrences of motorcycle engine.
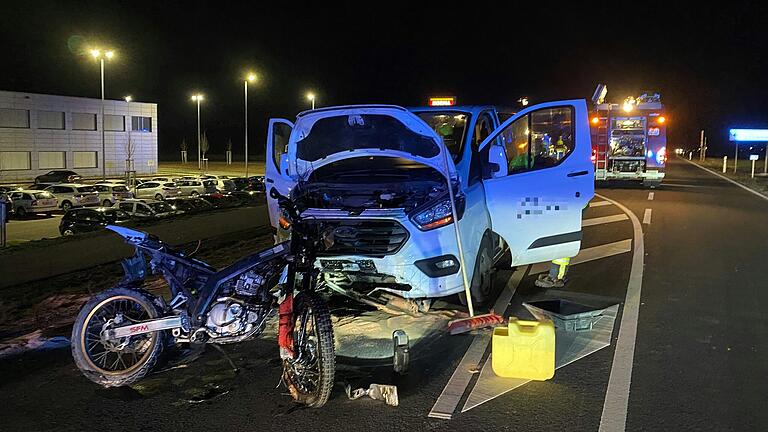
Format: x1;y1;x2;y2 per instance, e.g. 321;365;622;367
204;269;275;338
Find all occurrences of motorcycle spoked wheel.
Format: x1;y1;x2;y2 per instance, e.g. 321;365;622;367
282;291;335;408
71;287;165;387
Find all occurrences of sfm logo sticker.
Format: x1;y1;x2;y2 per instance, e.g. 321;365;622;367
130;324;149;333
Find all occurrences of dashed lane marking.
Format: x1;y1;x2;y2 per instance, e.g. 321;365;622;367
583;214;629;227
647;192;654;201
642;208;652;224
589;201;614;208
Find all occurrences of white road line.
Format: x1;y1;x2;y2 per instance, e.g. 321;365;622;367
529;239;632;274
583;214;629;227
647;192;654;201
589;201;614;208
596;193;645;432
428;266;528;419
642;208;652;224
680;157;768;201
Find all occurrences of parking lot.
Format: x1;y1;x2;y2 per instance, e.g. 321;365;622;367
0;162;266;245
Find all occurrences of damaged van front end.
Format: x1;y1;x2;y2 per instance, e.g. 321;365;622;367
267;106;469;299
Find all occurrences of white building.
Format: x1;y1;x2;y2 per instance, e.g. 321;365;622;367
0;90;158;183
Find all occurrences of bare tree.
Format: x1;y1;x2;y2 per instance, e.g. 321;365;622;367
201;131;210;160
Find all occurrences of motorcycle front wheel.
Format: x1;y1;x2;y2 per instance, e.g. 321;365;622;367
282;291;335;407
71;287;165;387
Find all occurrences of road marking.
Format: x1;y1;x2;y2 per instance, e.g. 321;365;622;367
583;214;629;227
642;208;652;224
596;193;645;432
589;201;614;208
680;157;768;201
428;267;528;419
530;239;633;274
647;192;654;201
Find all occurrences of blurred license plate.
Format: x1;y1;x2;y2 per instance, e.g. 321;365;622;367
40;200;55;206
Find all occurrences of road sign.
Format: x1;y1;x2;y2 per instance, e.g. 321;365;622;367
749;154;759;160
729;129;768;142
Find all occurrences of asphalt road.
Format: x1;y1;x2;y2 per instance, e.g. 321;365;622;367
0;157;766;431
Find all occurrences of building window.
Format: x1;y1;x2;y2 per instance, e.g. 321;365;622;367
131;116;152;132
38;151;66;169
37;111;65;130
104;114;125;131
0;108;30;128
73;151;98;168
72;113;97;131
0;151;32;170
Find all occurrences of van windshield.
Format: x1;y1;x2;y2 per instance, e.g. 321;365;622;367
296;114;440;162
415;112;469;162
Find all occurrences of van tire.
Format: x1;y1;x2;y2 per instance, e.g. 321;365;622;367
459;236;494;306
61;201;72;211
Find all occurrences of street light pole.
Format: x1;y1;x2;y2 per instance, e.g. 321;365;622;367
307;92;316;110
100;57;105;181
196;98;201;170
244;73;256;177
244;80;248;176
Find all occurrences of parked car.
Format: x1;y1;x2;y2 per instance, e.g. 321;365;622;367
8;190;58;217
201;174;233;190
34;170;82;184
0;185;23;193
200;192;241;209
165;197;214;214
151;177;175;183
93;183;134;207
59;207;132;236
232;176;266;193
114;199;176;219
25;183;53;191
44;184;100;211
265;103;594;303
174;179;213;196
132;181;182;200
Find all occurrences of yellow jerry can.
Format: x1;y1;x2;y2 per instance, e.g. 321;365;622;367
492;317;555;380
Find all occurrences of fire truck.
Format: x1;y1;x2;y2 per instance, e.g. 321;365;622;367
590;84;667;187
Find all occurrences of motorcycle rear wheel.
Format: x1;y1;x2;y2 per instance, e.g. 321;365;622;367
282;291;335;408
71;287;165;387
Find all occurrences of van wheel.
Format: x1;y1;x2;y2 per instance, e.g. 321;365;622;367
61;201;72;211
459;236;494;306
102;199;112;207
15;207;27;218
190;191;199;197
154;194;164;201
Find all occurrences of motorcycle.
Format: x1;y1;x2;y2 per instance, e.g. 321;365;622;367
71;188;336;407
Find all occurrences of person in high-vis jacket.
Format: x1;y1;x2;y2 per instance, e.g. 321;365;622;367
535;256;570;288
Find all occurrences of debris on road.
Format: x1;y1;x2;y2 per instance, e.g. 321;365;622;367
344;383;399;406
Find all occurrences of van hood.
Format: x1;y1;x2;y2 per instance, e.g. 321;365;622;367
288;105;456;179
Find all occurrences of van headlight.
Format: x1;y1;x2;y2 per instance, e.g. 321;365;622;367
410;194;465;231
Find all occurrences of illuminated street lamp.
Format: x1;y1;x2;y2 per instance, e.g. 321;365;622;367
90;48;116;181
191;94;204;169
518;96;529;107
306;92;316;110
244;73;257;176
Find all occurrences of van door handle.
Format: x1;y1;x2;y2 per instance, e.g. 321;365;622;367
567;170;589;177
266;178;274;184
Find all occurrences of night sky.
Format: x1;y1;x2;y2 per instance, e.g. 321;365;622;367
2;1;767;159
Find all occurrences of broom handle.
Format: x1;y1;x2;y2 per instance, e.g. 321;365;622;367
442;145;474;317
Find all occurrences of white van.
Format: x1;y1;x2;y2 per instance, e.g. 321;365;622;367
265;102;594;303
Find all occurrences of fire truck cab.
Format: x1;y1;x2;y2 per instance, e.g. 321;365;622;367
590;86;667;187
